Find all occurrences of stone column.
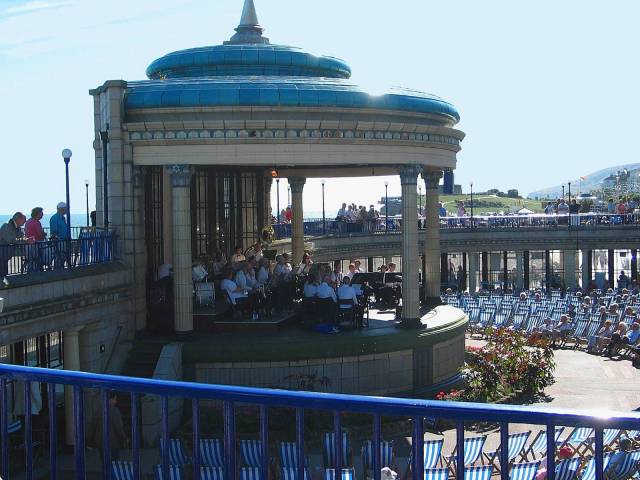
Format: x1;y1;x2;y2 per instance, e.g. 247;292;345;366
423;170;443;306
263;176;273;228
289;177;306;264
399;165;422;328
564;249;578;289
168;165;194;335
468;252;478;293
132;166;147;333
64;327;81;446
515;251;524;291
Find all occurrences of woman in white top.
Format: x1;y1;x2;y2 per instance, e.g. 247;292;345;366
457;201;466;217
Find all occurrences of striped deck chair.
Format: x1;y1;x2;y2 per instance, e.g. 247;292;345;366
324;468;355;480
580;454;613;480
579;430;623;456
280;441;309;468
160;438;191;466
405;439;444;478
200;439;224;468
559;428;594;455
322;432;351;468
154;465;184;480
493;311;509;329
423;468;449;480
605;450;640;480
512;312;529;331
484;431;531;470
464;465;493;480
622;315;636;328
281;467;311;480
553;457;581;480
240;467;262;480
523;427;565;460
526;314;543;335
509;461;540;480
112;461;134;480
241;440;263;467
201;467;225;480
567;318;590;348
468;306;481;330
444;435;487;470
362;440;394;474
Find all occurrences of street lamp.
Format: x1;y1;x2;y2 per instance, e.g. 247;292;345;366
470;181;474;226
567;181;572;203
62;149;73;255
84;179;90;226
384;181;389;232
276;178;280;223
321;179;326;234
418;184;422;228
287;186;291;207
562;185;565;200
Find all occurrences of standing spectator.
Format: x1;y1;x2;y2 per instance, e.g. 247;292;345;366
367;205;378;232
457;201;466;217
438;202;447;217
607;198;616;214
284;206;293;223
336;203;347;221
568;199;580;214
25;207;46;241
617;198;628;214
544;202;555;215
50;202;69;239
0;212;26;282
557;199;569;214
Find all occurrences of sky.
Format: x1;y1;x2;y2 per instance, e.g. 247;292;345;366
1;0;639;217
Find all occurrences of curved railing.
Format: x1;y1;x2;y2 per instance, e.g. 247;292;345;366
0;364;638;480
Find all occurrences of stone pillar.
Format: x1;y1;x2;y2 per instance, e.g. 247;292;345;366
564;249;578;289
64;327;81;446
263;176;273;228
515;251;524;291
132;166;147;333
168;165;194;334
399;165;422;327
289;177;306;264
581;250;591;290
468;252;478;293
608;249;615;288
423;170;443;306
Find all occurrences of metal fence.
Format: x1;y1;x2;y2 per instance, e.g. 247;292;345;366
0;229;117;278
1;364;640;480
273;214;640;240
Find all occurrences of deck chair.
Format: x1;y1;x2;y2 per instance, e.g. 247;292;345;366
112;461;134;480
580;454;613;480
322;432;351;468
553;457;581;480
512;312;529;331
200;439;224;468
493;311;509;329
160;438;191;466
201;467;225;480
567;318;590;348
280;441;309;469
423;468;449;480
361;440;394;475
509;461;540;480
155;465;184;480
241;467;262;480
281;467;311;480
323;468;355;480
559;428;594;455
464;465;494;480
484;431;531;471
605;450;640;480
241;440;263;467
523;427;565;460
406;439;444;478
444;435;487;470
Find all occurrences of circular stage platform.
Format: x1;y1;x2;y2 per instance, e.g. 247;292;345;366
185;305;468;397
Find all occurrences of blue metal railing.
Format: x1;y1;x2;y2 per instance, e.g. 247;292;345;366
1;364;640;480
273;213;640;240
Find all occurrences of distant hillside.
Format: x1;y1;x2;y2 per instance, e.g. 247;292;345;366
527;163;640;199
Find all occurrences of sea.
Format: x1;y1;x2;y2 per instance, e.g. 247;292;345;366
0;214;89;228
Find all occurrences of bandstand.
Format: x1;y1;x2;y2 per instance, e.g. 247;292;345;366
90;0;467;395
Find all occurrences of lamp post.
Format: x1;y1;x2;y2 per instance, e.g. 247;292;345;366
276;178;280;223
562;185;565;200
287;186;291;207
567;181;572;203
384;181;389;232
62;149;73;264
470;181;474;226
84;179;90;226
321;179;326;234
418;184;422;228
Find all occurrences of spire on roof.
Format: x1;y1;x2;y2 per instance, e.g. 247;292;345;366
225;0;270;45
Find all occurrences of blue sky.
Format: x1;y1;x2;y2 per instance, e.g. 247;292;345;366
1;0;639;217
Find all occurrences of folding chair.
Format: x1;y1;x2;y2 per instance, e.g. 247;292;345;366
558;428;594;456
484;431;531;471
553;457;581;480
279;441;309;469
580;454;612;480
201;467;225;480
322;432;351;468
423;468;449;480
241;440;263;467
523;427;565;460
509;461;540;480
281;467;311;480
406;439;444;478
200;439;224;468
605;450;640;480
323;468;355;480
241;467;262;480
155;465;184;480
112;461;134;480
464;465;493;480
361;440;394;476
160;438;191;466
444;435;487;471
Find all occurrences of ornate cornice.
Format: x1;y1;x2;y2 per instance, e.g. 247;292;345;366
289;177;306;194
423;170;443;190
399;164;422;185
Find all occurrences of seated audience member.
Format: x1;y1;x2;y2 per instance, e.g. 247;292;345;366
605;437;640;480
220;268;250;319
551;315;573;346
587;319;614;354
536;446;573;480
606;322;640;357
230;245;246;264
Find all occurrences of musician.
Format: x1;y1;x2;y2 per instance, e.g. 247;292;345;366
303;274;320;299
230;245;246;264
211;252;226;277
317;276;337;303
235;261;258;292
273;255;292;281
221;268;251;319
345;264;357;280
295;252;313;276
330;261;343;287
253;242;264;262
192;258;209;283
256;258;270;286
337;276;358;306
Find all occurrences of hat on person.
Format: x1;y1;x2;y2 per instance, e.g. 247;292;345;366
558;446;573;459
57;202;67;209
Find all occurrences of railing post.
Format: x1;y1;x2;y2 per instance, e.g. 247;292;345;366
546;425;555;480
224;401;236;480
296;408;305;480
260;406;269;480
456;420;464;480
595;426;604;480
334;411;342;478
373;414;381;480
193;399;201;480
48;382;58;480
499;422;509;480
412;417;424;480
102;389;111;480
24;381;33;480
131;393;141;480
73;386;86;480
161;396;170;480
0;378;6;480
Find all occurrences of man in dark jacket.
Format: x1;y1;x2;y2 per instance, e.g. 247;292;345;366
89;392;128;466
0;212;26;283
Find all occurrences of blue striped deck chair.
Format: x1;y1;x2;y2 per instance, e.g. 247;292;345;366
112;461;134;480
581;454;613;480
484;431;531;470
526;314;543;334
509;461;540;480
154;465;184;480
464;465;493;480
241;440;263;467
322;432;351;468
478;309;495;330
493;311;509;329
324;468;355;480
362;440;394;472
201;467;225;480
160;438;191;466
444;435;487;470
584;319;602;340
200;439;224;468
558;428;594;455
279;441;309;468
406;439;444;478
554;457;581;480
605;450;640;480
423;468;449;480
523;427;565;460
567;318;590;348
240;467;262;480
512;312;528;331
622;315;636;328
606;313;620;326
281;467;311;480
468;306;481;327
580;429;623;456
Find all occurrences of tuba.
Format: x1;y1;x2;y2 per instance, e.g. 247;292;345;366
260;225;275;245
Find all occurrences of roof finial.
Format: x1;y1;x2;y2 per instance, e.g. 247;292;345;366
225;0;270;45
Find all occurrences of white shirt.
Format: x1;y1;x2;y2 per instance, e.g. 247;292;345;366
337;284;358;309
331;271;343;284
254;251;264;262
231;253;246;263
221;278;247;305
316;282;337;303
304;283;318;298
346;270;356;279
